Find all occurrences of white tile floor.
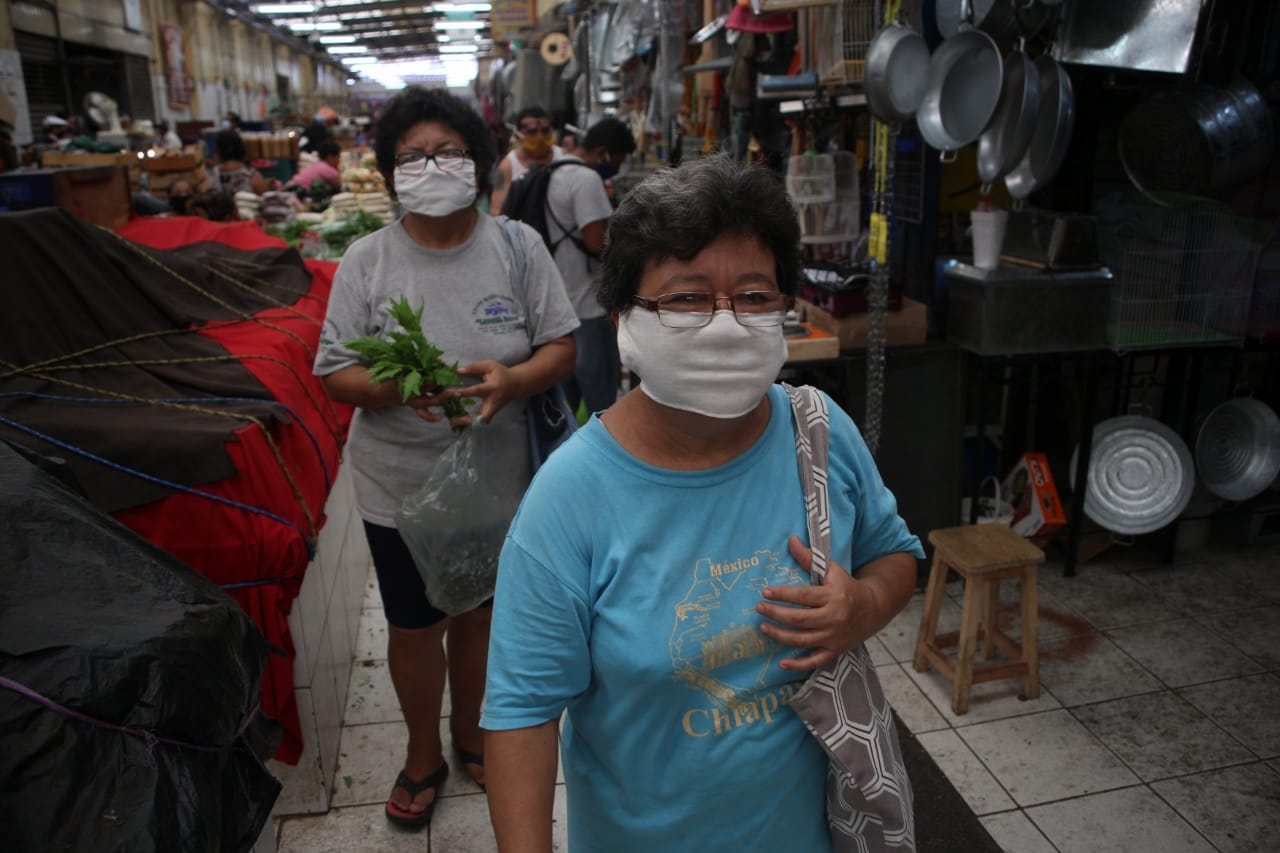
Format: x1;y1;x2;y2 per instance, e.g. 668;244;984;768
269;540;1280;852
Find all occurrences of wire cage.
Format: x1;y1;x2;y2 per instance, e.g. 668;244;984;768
1097;195;1271;351
812;0;880;86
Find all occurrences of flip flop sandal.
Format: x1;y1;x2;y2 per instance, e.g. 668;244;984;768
453;741;486;792
385;761;449;830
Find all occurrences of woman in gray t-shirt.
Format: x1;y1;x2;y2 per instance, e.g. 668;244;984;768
313;87;578;830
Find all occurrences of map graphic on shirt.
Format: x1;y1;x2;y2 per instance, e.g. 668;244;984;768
669;548;807;705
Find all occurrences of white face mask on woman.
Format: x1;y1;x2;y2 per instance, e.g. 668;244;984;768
393;159;477;217
617;306;788;419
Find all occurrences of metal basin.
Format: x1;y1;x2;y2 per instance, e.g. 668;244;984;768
1071;415;1195;535
1195;398;1280;502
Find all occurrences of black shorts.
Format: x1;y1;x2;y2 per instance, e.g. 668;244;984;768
363;521;491;629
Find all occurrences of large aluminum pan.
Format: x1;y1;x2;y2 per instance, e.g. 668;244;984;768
1004;54;1074;199
864;21;931;125
917;27;1003;153
1071;415;1195;535
1195;398;1280;502
977;46;1039;184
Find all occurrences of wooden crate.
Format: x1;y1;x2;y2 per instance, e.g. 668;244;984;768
40;150;130;169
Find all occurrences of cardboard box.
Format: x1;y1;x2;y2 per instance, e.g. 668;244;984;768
797;296;928;350
1002;452;1067;538
785;322;839;362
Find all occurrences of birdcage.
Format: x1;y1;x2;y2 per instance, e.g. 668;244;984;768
811;0;880;86
1098;194;1271;351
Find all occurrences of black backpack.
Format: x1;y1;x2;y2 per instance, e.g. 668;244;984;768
500;160;598;258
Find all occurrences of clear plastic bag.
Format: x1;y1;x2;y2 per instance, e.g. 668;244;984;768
396;423;523;616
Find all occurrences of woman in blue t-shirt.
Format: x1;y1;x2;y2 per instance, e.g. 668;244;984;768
483;156;924;852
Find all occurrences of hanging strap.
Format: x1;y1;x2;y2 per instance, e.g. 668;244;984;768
784;382;831;582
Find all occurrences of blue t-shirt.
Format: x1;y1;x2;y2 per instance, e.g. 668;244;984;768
482;384;924;851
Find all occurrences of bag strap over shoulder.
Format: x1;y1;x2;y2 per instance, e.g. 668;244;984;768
783;382;831;584
496;216;532;347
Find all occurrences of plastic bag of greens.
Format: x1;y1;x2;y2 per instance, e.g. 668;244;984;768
396;422;522;616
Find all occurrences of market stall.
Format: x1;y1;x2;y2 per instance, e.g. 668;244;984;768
0;209;353;770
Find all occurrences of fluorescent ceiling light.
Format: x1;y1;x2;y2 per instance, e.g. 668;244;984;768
327;45;369;54
435;20;485;30
319;35;357;43
285;21;343;31
433;3;492;13
438;44;478;53
252;3;318;14
347;58;380;66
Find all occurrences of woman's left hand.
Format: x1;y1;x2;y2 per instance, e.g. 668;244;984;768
447;359;520;424
756;536;891;671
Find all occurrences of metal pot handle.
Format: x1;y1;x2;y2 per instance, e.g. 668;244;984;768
939;148;958;164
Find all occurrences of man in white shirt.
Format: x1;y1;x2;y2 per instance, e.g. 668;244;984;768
490;106;561;214
545;118;637;414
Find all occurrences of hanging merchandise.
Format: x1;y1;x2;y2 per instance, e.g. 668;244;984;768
862;0;905;458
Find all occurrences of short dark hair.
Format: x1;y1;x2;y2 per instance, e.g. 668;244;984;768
582;118;636;156
214;129;247;162
513;106;550;127
188;190;236;222
317;140;341;160
599;156;802;312
373;87;497;200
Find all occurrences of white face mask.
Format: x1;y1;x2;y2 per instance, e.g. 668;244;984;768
394;159;477;217
617;306;787;419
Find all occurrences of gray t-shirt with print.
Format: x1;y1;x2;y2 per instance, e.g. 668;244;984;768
546;157;614;320
314;214;580;526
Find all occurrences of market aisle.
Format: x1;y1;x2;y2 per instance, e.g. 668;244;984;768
275;565;568;852
273;544;1280;852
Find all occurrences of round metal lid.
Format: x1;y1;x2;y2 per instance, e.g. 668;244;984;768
1072;415;1195;535
1195;398;1280;502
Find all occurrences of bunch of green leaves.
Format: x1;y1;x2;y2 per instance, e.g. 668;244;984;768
267;219;313;247
344;296;471;431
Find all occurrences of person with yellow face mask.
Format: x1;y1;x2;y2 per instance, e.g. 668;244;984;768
489;106;563;215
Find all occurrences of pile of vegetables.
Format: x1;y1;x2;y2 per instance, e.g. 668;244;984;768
266;210;386;259
344;296;471;430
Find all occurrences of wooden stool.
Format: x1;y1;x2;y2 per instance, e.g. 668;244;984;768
913;524;1046;715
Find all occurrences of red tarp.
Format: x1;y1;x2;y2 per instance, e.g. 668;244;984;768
113;216;351;764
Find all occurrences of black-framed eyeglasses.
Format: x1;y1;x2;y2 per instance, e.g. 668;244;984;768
630;291;791;328
393;148;472;176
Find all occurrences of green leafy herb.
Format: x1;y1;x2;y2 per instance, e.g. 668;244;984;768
345;296;471;431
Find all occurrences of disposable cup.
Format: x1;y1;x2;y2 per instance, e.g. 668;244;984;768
971;209;1009;270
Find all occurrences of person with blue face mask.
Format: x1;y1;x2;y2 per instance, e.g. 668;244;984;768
312;87;579;831
543;117;637;416
483;155;924;852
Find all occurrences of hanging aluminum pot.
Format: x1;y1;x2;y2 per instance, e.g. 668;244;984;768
864;20;931;125
976;41;1040;185
935;0;1053;43
1118;78;1275;197
1195;398;1280;502
1070;415;1195;536
1004;54;1075;199
917;4;1004;154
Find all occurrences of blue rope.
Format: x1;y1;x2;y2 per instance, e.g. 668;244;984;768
0;391;335;492
0;413;315;559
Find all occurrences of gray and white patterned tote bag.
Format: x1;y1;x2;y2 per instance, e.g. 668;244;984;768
782;383;915;853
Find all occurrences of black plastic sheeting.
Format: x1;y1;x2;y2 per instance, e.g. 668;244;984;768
0;441;281;853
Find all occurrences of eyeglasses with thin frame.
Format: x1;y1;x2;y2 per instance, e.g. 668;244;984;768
630;291;791;328
393;148;472;176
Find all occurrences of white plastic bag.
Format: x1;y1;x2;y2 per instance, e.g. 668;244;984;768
396;423;522;616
